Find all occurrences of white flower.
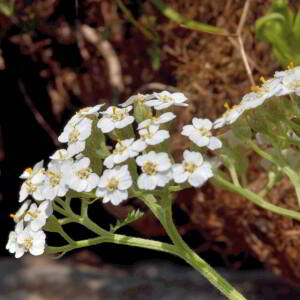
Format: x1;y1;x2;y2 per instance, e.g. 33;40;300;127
67;104;105;127
20;160;44;180
67;157;100;192
281;67;300;95
6;221;25;258
213;104;246;129
11;200;31;223
49;149;72;161
17;224;46;257
24;200;53;231
172;150;213;187
137;112;176;130
19;162;46;202
240;78;287;110
182;118;222;150
136;151;172;190
58;118;92;156
145;91;188;110
96;165;132;205
137;126;170;150
104;138;144;169
97;106;134;133
41;160;72;200
120;93;152;107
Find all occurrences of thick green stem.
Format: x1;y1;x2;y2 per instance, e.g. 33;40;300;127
213;175;300;221
141;192;246;300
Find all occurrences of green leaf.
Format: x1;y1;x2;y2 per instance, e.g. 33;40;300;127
109;209;144;233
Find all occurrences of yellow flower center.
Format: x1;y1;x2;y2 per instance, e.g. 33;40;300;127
143;161;157;175
24;238;33;250
111;106;127;121
50;173;61;187
197;127;212;137
76;168;92;179
25;180;37;193
288;62;295;69
24;168;33;174
68;128;80;143
184;162;197;173
27;210;40;219
107;178;119;192
160;95;172;103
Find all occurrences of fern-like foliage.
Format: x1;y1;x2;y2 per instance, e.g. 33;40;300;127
109;209;144;233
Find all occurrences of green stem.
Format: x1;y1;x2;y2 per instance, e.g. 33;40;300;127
213;174;300;221
248;140;300;205
150;0;229;36
53;203;69;217
258;171;280;197
115;0;158;41
46;234;181;257
140;192;246;300
59;229;74;244
228;164;241;187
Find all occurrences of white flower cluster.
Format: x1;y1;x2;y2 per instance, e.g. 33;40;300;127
18;71;297;258
213;67;300;129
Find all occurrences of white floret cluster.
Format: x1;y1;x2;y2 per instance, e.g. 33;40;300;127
8;66;300;258
213;67;300;129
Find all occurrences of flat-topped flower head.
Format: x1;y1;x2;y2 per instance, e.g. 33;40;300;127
10;200;31;223
67;157;100;192
213;103;246;129
41;160;72;200
137;126;170;150
67;104;105;126
16;224;46;257
96;165;132;205
19;162;46;202
173;150;213;187
6;221;25;258
97;106;134;133
182;118;222;150
58;118;92;156
104;138;144;169
145;91;188;110
120;93;152;107
136;151;172;190
138;112;176;130
24;200;53;231
49;149;72;161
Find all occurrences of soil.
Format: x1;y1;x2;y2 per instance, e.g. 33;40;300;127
1;255;300;300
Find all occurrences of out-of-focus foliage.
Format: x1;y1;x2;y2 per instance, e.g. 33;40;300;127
256;0;300;66
0;1;14;17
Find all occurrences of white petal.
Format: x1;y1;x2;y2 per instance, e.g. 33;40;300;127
104;154;115;169
207;137;222;150
189;134;209;147
138;174;156;190
98;118;115;133
183;150;203;164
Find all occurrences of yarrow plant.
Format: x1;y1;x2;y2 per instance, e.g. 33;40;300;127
8;68;300;300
